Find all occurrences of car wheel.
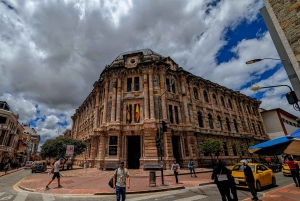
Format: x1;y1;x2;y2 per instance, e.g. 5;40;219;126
272;177;276;186
256;180;262;191
31;170;34;173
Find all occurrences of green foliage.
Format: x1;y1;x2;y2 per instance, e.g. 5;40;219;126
231;141;246;159
198;139;223;160
40;137;86;159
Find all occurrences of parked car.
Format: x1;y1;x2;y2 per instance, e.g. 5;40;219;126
31;161;47;173
24;161;33;169
60;161;73;170
282;161;300;176
231;163;276;191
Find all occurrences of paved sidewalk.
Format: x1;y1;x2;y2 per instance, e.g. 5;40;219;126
19;167;214;195
0;167;24;177
243;183;300;201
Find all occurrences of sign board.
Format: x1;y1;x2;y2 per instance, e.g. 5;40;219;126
66;145;74;157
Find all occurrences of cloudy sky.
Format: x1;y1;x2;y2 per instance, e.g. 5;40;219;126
0;0;296;148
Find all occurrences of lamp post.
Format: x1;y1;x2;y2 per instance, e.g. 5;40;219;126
250;84;300;111
245;58;287;64
157;76;175;186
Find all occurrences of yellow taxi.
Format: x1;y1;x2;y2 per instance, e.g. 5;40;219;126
231;163;276;191
282;161;300;176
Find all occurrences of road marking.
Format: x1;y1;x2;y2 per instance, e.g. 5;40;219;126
13;192;28;201
174;195;207;201
127;189;188;201
0;195;13;200
42;194;55;201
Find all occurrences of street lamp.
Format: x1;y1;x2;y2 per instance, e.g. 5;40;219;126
157;76;175;186
250;84;300;111
245;58;287;64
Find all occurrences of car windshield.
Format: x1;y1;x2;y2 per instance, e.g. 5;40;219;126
232;165;254;172
26;161;32;164
34;162;42;166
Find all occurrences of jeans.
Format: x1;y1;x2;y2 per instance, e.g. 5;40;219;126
247;182;258;201
189;168;196;176
216;181;232;201
116;185;126;201
174;171;178;183
290;169;300;186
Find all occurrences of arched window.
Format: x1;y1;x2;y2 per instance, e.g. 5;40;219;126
208;114;214;129
220;96;225;107
194;88;199;100
212;94;217;105
228;99;232;109
217;116;223;130
203;91;208;102
197;112;204;127
226;118;231;131
233;119;238;132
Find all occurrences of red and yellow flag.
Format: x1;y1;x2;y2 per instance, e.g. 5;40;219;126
135;101;140;122
126;103;130;123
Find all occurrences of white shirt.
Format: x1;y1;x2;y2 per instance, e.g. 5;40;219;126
114;168;129;187
54;161;60;173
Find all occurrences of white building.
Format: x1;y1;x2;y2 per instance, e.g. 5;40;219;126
260;108;299;139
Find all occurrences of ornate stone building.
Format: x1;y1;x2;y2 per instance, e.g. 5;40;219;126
71;49;269;169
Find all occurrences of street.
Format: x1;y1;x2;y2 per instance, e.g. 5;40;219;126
0;169;294;201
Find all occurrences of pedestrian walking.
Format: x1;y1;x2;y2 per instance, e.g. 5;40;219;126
171;160;180;184
188;159;197;177
211;160;233;201
46;157;64;190
4;163;10;174
241;159;258;201
285;156;300;187
113;161;130;201
228;170;238;201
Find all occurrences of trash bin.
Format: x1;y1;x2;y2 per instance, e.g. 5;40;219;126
149;171;156;187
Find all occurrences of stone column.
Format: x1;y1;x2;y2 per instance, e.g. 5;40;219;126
98;132;106;168
144;74;149;119
111;79;117;122
103;81;109;124
149;71;155;119
94;91;100;129
160;71;167;119
116;78;122;122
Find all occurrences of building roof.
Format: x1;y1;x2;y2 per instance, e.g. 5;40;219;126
114;48;163;61
260;108;297;119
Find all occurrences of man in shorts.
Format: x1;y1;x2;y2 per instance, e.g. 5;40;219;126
46;157;63;190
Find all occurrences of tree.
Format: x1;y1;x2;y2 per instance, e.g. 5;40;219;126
41;137;86;165
231;141;246;160
198;139;223;163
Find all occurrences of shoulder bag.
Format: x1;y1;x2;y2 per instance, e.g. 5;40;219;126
217;169;228;181
108;168;118;188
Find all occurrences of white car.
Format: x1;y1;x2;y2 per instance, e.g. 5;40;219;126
24;161;33;169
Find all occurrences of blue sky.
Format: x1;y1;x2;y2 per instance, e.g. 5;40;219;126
0;0;295;148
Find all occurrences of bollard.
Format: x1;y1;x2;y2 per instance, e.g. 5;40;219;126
149;171;156;187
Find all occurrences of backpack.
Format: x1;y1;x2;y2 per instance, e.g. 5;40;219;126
108;168;118;188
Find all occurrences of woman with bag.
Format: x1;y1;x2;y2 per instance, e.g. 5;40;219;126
211;160;233;201
188;159;197;177
171;160;180;184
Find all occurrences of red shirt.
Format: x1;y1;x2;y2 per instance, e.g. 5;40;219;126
285;160;299;170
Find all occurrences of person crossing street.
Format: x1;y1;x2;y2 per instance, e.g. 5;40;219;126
46;157;64;190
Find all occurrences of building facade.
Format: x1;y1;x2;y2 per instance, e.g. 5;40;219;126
260;108;299;139
0;101;24;165
71;49;269;169
22;124;40;162
261;0;300;98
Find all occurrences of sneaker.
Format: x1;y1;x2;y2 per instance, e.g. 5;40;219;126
58;185;62;188
46;186;50;190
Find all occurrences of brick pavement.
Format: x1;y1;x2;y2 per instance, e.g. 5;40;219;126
19;167;213;195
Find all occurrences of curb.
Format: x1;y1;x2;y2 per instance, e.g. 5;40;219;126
94;186;185;195
0;168;24;177
199;181;214;186
18;184;35;192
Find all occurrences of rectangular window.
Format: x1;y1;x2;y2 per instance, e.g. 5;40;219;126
166;78;170;92
252;123;257;135
174;106;179;124
0;116;7;124
0;130;6;145
183;132;189;156
169;105;173;123
232;144;237;156
223;143;228;156
257;124;262;135
134;77;139;91
109;136;118;155
172;81;175;93
127;78;132;92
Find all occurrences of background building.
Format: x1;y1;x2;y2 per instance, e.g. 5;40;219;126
261;0;300;98
71;49;269;169
22;124;40;162
260;108;299;139
0;101;24;166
